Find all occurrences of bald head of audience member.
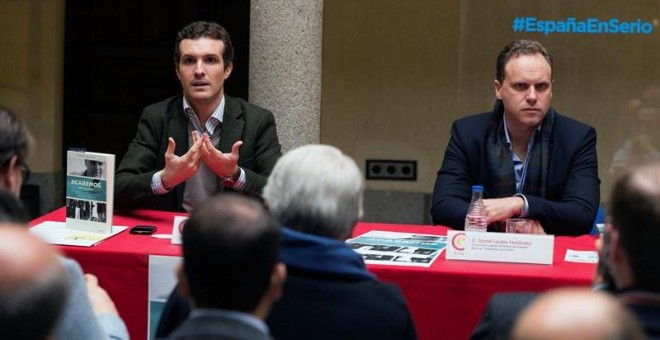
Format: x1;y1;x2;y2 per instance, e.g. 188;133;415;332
511;288;644;340
178;194;284;320
0;224;69;340
609;161;660;291
263;144;363;241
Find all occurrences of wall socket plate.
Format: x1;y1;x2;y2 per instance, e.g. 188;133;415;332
366;160;417;181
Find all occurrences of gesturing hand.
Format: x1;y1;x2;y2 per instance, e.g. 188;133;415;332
160;132;204;190
196;132;243;178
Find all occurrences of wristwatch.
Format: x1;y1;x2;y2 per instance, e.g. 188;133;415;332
222;168;241;187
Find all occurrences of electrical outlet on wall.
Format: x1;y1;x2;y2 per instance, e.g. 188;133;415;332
366;160;417;181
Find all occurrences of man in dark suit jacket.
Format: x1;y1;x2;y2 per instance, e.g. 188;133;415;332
115;21;281;212
164;194;285;340
157;145;417;340
431;39;599;235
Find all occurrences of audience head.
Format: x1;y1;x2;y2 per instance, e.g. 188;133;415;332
0;106;33;197
174;20;234;69
0;224;69;340
263;144;364;241
511;288;644;340
495;39;553;83
179;194;283;318
609;161;660;291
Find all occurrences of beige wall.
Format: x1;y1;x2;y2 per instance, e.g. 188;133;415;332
322;0;460;193
322;0;660;200
0;0;64;173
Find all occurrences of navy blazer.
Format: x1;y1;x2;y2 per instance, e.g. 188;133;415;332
115;95;281;211
431;106;600;235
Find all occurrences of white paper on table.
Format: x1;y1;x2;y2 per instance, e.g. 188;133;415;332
30;221;127;247
564;249;599;263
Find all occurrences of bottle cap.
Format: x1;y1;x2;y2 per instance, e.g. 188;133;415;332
472;185;484;192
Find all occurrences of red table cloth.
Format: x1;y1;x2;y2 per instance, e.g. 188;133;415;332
31;208;597;340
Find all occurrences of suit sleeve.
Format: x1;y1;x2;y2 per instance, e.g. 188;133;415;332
56;258;129;340
431;121;472;229
525;127;600;235
240;109;282;196
114;107;164;209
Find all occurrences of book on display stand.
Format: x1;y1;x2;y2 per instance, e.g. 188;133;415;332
64;150;115;234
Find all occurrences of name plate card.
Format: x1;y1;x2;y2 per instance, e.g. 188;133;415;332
445;231;555;265
171;216;189;245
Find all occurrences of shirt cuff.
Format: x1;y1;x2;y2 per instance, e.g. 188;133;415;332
151;170;171;195
229;168;247;191
514;193;529;217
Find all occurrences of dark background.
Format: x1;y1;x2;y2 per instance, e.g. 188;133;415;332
63;0;250;167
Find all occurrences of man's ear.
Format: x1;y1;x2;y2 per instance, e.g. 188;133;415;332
2;155;20;195
267;262;286;301
494;79;502;99
223;61;233;80
176;263;191;299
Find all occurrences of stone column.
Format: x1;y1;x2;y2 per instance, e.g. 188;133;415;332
249;0;323;152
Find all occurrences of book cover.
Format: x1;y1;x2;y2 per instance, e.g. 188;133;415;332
65;150;115;234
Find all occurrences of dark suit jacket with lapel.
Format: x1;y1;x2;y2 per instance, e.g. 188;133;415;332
115;95;282;211
162;313;271;340
431;105;600;235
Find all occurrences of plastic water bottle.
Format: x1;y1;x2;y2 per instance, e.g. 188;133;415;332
464;185;488;232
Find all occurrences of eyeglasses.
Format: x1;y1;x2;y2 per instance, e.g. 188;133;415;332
20;162;30;183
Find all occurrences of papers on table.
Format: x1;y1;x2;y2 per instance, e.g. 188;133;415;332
564;249;599;263
30;221;127;247
347;230;447;267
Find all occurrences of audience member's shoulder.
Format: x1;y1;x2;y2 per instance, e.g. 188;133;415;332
369;281;412;308
59;256;84;275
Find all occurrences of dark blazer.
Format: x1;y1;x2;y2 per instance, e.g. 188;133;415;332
156;272;417;340
115;95;281;211
431;106;600;235
470;292;538;340
163;314;271;340
266;268;417;340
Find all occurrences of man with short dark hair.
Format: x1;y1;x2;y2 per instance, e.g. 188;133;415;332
116;21;282;212
0;224;69;340
165;194;285;340
606;161;660;336
431;39;599;235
